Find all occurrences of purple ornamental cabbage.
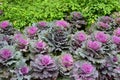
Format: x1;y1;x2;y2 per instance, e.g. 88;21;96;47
114;28;120;37
14;34;28;50
30;54;58;80
17;38;28;48
33;21;49;36
40;22;70;54
58;53;74;76
99;16;113;23
0;46;15;76
95;31;109;43
0;46;23;78
18;39;28;51
11;65;30;80
35;41;46;50
19;66;29;75
70;31;87;52
38;21;47;27
65;12;87;33
97;22;110;29
100;56;120;80
0;46;15;79
29;40;48;54
112;35;120;45
27;26;38;35
13;33;29;53
24;26;38;39
70;61;98;80
0;48;12;61
112;28;120;51
0;46;15;63
0;21;16;35
55;20;69;28
61;54;73;68
74;31;87;42
90;16;116;35
14;34;28;45
0;21;10;29
87;40;102;51
112;35;120;52
35;21;48;33
71;12;83;20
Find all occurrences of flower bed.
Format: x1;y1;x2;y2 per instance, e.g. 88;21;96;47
0;12;120;80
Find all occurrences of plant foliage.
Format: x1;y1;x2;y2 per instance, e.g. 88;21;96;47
0;0;120;29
